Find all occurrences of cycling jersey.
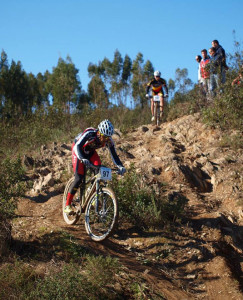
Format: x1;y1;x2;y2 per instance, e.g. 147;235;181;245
146;78;168;95
73;128;123;171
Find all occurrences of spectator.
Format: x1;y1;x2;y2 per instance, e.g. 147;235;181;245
200;49;211;98
195;55;202;84
232;65;243;86
212;40;228;84
209;47;220;97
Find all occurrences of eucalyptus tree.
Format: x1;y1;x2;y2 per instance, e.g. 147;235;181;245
48;56;81;113
131;52;144;106
0;50;8;72
131;53;154;108
168;78;176;98
0;50;8;116
88;61;109;107
88;75;109;108
36;71;51;108
0;59;31;116
174;68;193;94
121;54;132;106
87;51;132;107
104;50;123;105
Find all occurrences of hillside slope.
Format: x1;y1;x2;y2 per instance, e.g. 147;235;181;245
13;112;243;299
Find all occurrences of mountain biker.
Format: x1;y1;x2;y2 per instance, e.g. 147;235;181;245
146;70;168;121
64;119;126;214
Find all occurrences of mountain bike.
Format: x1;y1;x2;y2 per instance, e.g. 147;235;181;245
63;165;119;242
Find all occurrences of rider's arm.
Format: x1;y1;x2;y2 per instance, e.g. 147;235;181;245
163;83;168;95
73;131;94;161
107;138;123;167
146;80;152;94
161;79;168;95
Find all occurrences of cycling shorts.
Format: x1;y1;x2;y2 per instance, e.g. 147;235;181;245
72;143;101;175
152;91;164;97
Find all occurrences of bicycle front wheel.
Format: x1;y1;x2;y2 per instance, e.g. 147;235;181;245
154;102;159;126
85;187;118;241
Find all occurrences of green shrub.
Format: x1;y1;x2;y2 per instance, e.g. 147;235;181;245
0;256;122;300
203;82;243;132
111;166;187;228
0;157;26;219
219;132;243;149
31;256;121;300
0;261;37;299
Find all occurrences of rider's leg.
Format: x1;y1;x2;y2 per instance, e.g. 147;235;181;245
159;95;164;118
160;95;164;112
65;144;85;207
66;172;84;206
150;99;154;116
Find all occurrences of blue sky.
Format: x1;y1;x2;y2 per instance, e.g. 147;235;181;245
1;0;243;93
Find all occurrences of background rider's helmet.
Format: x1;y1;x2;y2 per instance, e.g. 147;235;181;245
98;119;114;137
154;70;161;77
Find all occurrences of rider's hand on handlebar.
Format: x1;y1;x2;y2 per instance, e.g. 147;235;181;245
145;94;149;98
118;166;126;175
82;159;91;167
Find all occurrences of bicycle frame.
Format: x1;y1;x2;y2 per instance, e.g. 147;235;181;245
79;166;114;214
78;171;100;213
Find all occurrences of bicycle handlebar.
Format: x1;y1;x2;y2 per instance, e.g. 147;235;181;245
148;95;168;99
88;163;120;173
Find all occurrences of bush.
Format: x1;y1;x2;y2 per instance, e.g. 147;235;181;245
203;82;243;131
0;261;37;299
0;157;25;257
0;157;26;219
0;257;122;300
111;166;187;228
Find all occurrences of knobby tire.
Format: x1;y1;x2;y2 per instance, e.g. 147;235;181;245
84;187;118;242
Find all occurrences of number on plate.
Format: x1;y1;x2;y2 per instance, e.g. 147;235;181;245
99;167;112;180
153;95;160;102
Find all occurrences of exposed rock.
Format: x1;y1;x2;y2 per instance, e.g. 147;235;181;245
42;173;55;187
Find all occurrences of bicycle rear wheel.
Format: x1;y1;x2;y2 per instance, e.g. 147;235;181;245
85;187;118;241
62;177;81;225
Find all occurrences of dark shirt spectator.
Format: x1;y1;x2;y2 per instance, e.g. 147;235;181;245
208;47;220;96
212;40;227;83
209;47;219;74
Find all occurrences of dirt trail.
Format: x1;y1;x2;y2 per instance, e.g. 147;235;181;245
12;113;243;299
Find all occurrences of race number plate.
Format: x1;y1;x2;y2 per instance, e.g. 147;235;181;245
99;167;112;181
153;95;160;102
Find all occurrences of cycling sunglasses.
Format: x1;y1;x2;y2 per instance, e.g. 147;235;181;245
100;132;110;140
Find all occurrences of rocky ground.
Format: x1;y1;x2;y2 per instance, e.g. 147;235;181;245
11;113;243;299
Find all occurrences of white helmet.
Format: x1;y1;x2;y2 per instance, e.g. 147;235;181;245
98;119;114;136
154;70;161;77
